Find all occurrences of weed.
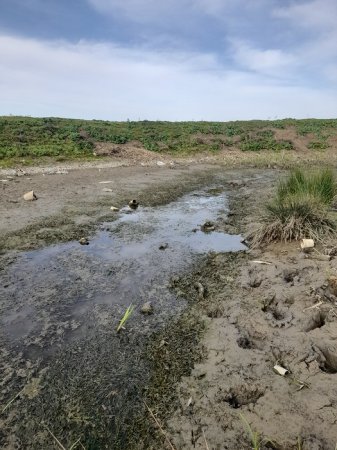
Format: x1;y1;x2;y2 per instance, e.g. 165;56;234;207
116;305;135;332
240;414;262;450
250;168;337;245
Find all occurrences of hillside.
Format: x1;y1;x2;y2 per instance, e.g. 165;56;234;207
0;116;337;167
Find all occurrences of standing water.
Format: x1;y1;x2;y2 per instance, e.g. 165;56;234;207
0;187;245;448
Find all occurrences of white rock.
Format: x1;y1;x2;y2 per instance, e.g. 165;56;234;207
23;191;37;201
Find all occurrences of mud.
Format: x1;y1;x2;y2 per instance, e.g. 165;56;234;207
167;176;337;450
1;164;337;449
0;167;250;449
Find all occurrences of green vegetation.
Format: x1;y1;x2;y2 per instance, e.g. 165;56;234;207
0;116;336;166
116;305;135;332
251;168;337;245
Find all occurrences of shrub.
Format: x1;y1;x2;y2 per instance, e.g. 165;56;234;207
250;168;336;245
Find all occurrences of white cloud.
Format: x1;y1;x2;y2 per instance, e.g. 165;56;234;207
274;0;337;30
230;40;296;76
0;34;336;120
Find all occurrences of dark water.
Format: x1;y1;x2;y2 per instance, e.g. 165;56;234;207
1;187;244;345
0;186;247;448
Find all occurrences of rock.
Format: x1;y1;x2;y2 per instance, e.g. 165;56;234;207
79;237;89;245
156;161;166;166
141;302;153;314
201;221;215;232
110;206;119;211
129;199;139;209
23;190;37;201
159;243;169;250
103;188;113;192
16;169;26;177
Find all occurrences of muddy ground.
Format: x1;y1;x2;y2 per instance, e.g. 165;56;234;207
1;161;337;449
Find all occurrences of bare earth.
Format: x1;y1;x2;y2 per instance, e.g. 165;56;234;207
1;156;337;449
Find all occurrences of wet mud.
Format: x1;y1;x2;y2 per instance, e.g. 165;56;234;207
2;166;337;450
0;184;244;449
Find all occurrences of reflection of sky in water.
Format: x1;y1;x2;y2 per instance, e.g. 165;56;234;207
1;188;245;342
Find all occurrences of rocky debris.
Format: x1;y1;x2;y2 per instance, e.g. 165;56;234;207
16;169;26;177
156;161;166;166
129;199;139;210
110;206;119;211
79;237;89;245
23;190;37;201
201;221;215;232
140;301;153;315
159;243;169;250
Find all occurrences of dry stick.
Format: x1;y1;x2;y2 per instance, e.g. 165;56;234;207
1;388;24;414
144;402;176;450
45;426;67;450
69;438;82;450
202;429;210;450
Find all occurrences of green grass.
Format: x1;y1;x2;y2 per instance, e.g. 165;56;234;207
0;116;336;165
250;168;337;245
116;305;135;332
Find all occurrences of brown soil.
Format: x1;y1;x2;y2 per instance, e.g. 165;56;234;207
167;176;337;450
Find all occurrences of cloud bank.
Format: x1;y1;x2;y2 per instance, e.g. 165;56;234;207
0;0;336;119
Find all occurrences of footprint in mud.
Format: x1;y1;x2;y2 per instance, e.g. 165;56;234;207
316;346;337;374
265;306;293;328
303;311;327;332
216;384;265;408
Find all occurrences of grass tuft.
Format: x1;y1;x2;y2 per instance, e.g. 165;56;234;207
250;168;337;246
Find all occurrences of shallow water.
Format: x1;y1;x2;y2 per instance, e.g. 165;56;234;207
0;186;246;448
1;187;244;345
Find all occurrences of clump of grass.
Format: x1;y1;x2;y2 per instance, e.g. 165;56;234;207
250;168;337;246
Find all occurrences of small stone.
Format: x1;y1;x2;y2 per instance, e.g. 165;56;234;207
201;221;215;232
23;190;37;201
129;199;139;209
159;243;168;250
110;206;119;211
141;302;153;314
79;237;89;245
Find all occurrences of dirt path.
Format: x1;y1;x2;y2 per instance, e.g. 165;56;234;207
1;161;337;449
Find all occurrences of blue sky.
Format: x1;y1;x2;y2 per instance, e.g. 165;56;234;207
0;0;336;120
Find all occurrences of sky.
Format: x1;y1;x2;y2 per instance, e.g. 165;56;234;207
0;0;336;120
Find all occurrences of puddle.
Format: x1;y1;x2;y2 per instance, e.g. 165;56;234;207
0;186;245;448
0;187;244;346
